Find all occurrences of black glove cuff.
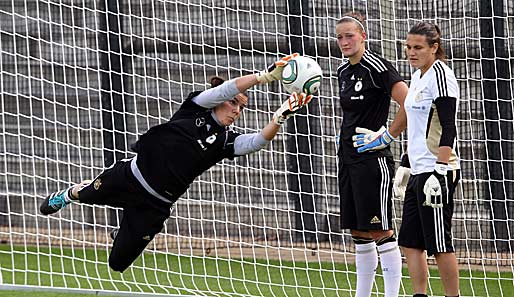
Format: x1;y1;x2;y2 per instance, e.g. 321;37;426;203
400;154;410;168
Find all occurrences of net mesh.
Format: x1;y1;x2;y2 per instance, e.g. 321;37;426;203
0;0;513;296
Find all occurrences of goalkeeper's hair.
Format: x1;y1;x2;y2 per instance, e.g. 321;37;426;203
210;76;225;87
408;22;447;62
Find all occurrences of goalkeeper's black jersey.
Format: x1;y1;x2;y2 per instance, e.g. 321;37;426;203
337;50;403;165
131;91;241;202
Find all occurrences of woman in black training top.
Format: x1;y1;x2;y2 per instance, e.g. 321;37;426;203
40;54;313;272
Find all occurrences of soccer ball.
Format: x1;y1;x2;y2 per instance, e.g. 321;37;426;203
281;56;322;95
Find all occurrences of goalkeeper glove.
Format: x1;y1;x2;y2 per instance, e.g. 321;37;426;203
393;154;410;200
422;162;448;208
256;53;299;84
273;92;313;125
352;126;395;153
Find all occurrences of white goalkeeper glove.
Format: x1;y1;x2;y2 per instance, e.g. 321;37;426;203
256;53;299;84
352;126;395;153
423;162;448;208
393;154;410;200
273;92;313;125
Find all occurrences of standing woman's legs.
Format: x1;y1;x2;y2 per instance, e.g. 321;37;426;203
435;252;459;296
373;230;402;297
351;231;378;297
353;229;403;297
434;171;460;296
402;247;428;294
349;157;401;297
399;174;429;296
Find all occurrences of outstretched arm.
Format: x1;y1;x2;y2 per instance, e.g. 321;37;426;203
193;54;299;108
193;75;254;109
233;92;312;155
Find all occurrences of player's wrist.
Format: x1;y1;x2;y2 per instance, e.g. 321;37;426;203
400;154;410;168
256;71;271;83
273;104;289;125
381;129;395;145
272;114;285;125
434;161;448;176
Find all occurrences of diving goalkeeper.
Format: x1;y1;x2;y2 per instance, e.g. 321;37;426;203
39;53;312;272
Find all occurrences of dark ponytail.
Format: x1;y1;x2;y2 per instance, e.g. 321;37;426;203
208;75;248;99
210;76;225;87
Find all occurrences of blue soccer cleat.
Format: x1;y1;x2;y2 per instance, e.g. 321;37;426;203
39;188;73;215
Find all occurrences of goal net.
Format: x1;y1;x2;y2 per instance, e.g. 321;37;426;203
0;0;512;296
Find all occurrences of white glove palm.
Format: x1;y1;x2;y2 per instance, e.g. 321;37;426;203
256;53;299;84
423;175;443;208
352;126;395;153
423;164;448;208
393;166;410;200
273;92;313;125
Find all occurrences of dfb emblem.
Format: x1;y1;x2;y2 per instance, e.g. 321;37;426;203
94;179;102;190
195;117;206;127
354;81;363;92
415;92;423;102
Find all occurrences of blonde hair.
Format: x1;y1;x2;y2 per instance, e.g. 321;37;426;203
336;12;366;33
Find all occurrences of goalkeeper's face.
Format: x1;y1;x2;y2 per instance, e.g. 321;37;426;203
214;93;248;126
335;22;366;59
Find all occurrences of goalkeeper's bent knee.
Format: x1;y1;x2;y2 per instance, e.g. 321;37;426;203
109;256;130;273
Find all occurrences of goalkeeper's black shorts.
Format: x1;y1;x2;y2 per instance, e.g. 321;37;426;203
338;156;394;231
398;170;461;256
78;158;171;272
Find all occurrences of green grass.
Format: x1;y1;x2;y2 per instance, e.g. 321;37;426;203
0;245;512;296
0;290;117;297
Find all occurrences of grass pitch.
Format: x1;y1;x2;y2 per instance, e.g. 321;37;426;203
0;245;511;296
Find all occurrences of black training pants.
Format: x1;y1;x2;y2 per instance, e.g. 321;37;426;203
78;159;171;272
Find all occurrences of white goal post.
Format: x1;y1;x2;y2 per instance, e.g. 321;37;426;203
0;0;513;296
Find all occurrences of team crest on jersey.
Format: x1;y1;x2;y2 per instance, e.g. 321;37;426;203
195;117;206;127
354;81;363;92
93;179;102;190
415;92;424;102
